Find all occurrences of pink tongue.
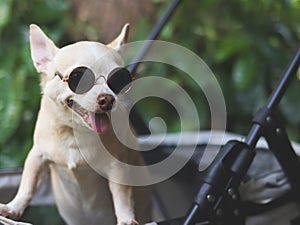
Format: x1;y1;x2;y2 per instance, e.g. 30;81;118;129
89;112;110;134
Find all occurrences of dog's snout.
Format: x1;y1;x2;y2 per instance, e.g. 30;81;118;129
97;94;115;111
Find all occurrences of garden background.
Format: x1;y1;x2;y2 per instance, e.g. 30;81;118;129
0;0;299;224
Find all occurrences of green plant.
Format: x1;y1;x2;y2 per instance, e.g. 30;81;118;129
1;0;300;168
135;0;300;137
0;0;71;168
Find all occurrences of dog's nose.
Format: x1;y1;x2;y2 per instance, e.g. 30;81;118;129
97;93;115;111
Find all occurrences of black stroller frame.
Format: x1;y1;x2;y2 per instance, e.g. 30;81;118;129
127;0;300;224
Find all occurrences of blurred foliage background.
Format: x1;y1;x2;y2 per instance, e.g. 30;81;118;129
0;0;299;224
0;0;299;169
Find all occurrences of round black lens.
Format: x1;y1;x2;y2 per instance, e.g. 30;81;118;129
68;67;95;94
107;68;132;94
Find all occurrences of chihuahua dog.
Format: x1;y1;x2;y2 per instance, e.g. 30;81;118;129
0;24;151;225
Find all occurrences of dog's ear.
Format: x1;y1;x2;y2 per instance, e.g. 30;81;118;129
107;23;130;50
29;24;59;74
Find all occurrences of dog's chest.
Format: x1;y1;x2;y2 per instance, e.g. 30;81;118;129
45;125;89;169
49;163;116;224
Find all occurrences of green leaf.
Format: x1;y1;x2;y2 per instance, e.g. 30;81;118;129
0;0;12;29
215;33;251;62
232;55;258;91
0;67;25;146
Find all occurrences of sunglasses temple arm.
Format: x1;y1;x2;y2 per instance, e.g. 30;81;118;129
55;72;63;80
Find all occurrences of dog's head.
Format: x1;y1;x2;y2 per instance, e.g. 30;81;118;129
29;24;131;134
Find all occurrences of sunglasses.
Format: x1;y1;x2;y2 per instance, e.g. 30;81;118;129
55;67;133;94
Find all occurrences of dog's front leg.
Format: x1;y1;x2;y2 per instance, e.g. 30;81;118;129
0;148;48;219
109;181;138;225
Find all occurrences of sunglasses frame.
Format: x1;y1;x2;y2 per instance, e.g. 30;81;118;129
55;66;133;95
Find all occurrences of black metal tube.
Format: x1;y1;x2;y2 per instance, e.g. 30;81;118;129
245;47;300;148
128;0;182;135
267;47;300;110
127;0;182;74
182;204;200;225
245;124;261;148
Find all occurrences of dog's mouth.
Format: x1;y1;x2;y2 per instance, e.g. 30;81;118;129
66;99;110;134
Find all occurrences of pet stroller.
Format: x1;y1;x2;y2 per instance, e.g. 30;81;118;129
126;1;300;224
1;0;300;224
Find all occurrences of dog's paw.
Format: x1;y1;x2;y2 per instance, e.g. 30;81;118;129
0;215;33;225
117;218;139;225
0;203;10;217
0;203;22;219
